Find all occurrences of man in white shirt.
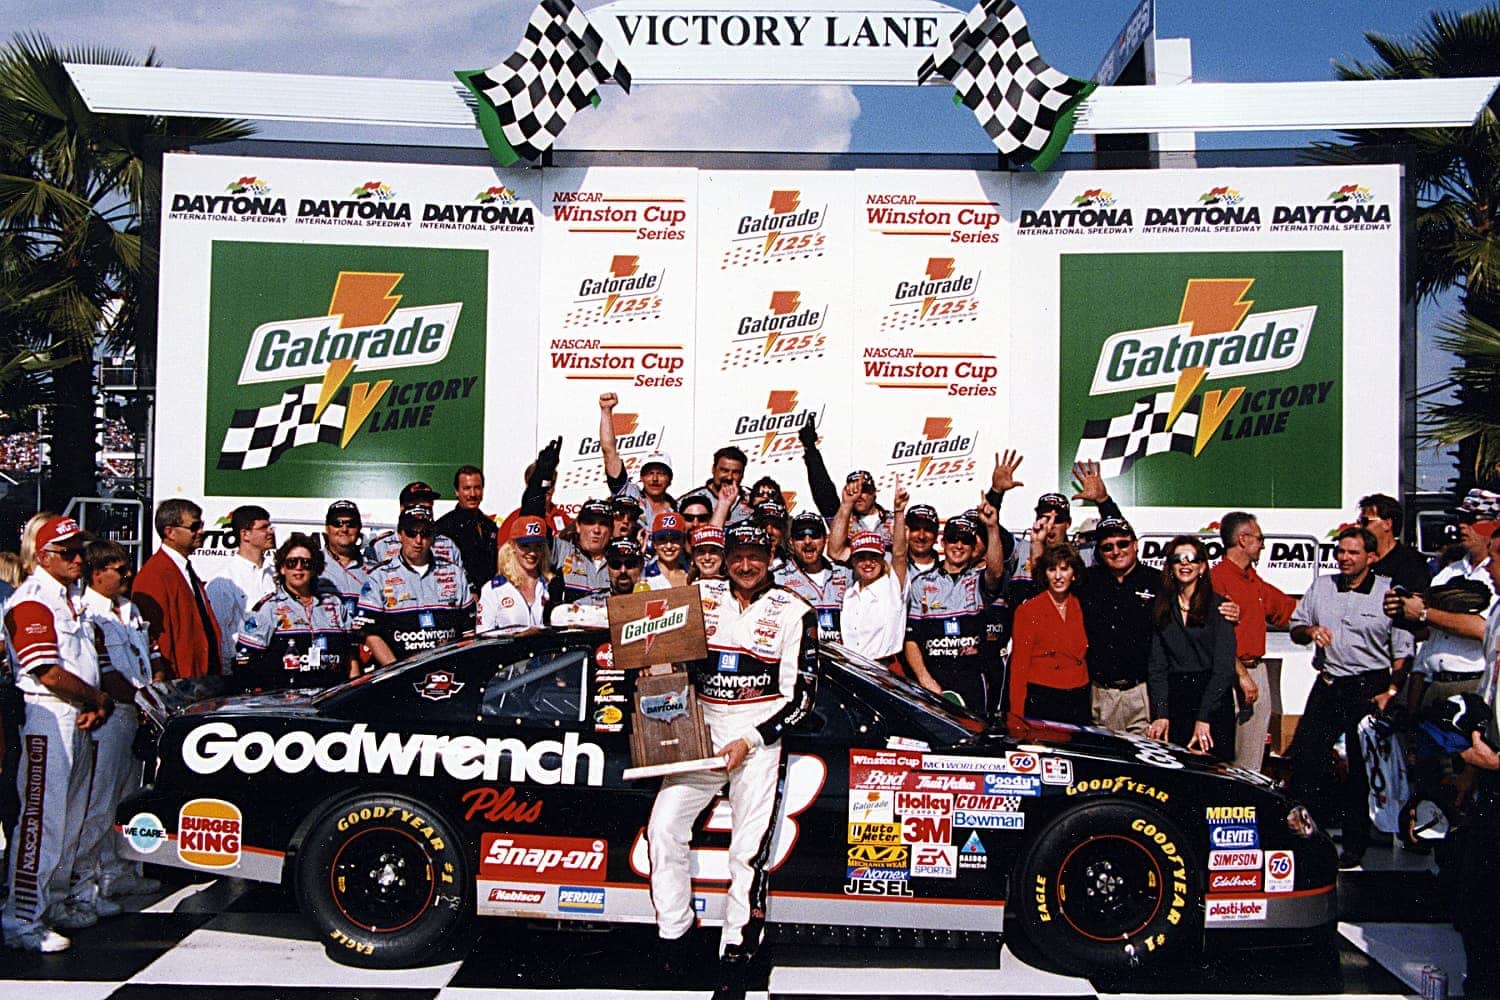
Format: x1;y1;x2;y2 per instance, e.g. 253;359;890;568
205;504;276;669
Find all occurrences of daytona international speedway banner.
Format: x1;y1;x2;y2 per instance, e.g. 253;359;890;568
157;154;1399;545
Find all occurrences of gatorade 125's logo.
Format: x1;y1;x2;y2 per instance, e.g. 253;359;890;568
1059;251;1344;508
565;255;665;326
728;390;824;464
720;290;827;368
722;189;827;267
880;257;981;331
885;417;977;486
205;242;488;498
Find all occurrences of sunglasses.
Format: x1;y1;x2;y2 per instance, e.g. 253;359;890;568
680;512;711;522
606;556;644;569
174;520;204;533
400;527;434;538
327;518;360;529
1168;552;1203;565
282;556;314;569
103;563;132;576
49;546;86;560
1097;539;1135;553
790;529;826;540
943;531;976;543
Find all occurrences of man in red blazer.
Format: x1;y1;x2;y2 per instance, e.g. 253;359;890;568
132;498;222;679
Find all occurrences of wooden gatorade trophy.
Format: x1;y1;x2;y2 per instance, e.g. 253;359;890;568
606;586;718;779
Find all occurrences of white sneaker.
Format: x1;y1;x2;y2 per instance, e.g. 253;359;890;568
104;873;162;897
6;928;71;952
50;904;98;931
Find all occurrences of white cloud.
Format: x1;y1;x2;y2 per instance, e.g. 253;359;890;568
559;83;860;153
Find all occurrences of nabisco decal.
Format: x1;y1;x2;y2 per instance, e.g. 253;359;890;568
181;722;604;785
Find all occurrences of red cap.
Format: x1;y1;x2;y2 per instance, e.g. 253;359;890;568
690;526;725;550
850;531;885;556
36;516;87;551
652;511;685;537
507;515;549;543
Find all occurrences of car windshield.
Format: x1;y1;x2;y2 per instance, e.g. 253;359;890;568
821;641;986;735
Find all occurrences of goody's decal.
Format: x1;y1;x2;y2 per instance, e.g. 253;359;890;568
1059;251;1342;507
983;773;1042;796
204;242;488;498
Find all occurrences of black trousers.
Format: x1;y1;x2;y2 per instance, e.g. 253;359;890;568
1023;683;1091;727
1165;670;1235;761
1458;775;1500;997
1288;669;1389;846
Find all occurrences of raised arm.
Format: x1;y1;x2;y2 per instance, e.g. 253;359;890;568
521;437;562;517
891;478;909;589
826;478;860;563
799;414;840;517
598;393;625;486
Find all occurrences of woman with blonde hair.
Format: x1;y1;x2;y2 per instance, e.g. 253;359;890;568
478;516;554;631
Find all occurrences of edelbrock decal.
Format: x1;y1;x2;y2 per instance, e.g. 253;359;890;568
181;721;604;785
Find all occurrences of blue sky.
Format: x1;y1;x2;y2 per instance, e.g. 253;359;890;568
12;0;1480;487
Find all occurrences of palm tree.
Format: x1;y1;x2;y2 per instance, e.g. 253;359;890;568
0;32;253;508
1308;7;1500;493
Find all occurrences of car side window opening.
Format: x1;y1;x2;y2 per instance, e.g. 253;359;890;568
481;648;590;724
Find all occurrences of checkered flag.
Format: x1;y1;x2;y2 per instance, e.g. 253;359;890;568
456;0;632;166
217;384;348;471
917;0;1095;170
1074;392;1200;478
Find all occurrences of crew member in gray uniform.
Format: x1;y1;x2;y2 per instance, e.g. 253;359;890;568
775;511;851;644
1288;525;1414;868
363;481;462;569
548;537;645;627
357;506;473;666
547;499;614;605
319;500;369;622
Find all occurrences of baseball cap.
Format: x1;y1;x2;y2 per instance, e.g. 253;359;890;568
1035;492;1072;521
789;511;827;537
397;505;434;531
846;470;876;493
399;481;440;506
605;537;644;563
610;491;643;516
850;531;885;557
1094;517;1135;541
943;515;980;543
725;523;772;553
507;515;549;544
652;511;685;538
1456;488;1500;522
753;499;788;525
641;451;673;475
325;500;361;525
690;526;725;550
37;516;88;551
577;499;613;524
905;504;940;530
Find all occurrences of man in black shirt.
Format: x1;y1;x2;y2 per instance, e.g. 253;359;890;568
1077;517;1157;735
1357;492;1432;593
433;465;499;592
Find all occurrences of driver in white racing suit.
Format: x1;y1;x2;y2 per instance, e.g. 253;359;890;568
646;522;817;992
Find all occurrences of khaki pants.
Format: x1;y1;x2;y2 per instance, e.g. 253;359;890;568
1091;682;1150;735
1234;660;1273;772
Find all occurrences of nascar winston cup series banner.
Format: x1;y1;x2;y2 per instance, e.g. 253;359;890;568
157;154;1399;538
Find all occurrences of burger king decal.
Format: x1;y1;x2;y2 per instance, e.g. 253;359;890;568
177;798;243;869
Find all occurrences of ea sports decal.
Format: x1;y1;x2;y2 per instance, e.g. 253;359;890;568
177;798;243;869
414;669;465;701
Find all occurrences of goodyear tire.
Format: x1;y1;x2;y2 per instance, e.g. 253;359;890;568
296;794;471;968
1015;800;1202;974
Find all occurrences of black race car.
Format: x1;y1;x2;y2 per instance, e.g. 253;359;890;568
117;628;1336;974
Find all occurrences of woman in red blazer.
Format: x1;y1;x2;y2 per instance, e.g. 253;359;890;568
1008;544;1090;725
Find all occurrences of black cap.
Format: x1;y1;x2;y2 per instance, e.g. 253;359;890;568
397;505;434;530
1094;517;1135;541
789;511;827;536
1035;492;1072;521
399;481;441;506
905;504;940;529
325;500;361;525
725;523;772;552
577;499;613;524
846;470;876;492
610;491;643;515
753;499;788;525
605;536;643;562
943;515;980;542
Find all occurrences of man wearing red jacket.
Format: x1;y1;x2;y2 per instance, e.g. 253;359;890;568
132;498;223;680
1211;511;1297;770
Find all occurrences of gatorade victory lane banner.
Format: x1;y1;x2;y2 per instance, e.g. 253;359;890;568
157;155;1398;540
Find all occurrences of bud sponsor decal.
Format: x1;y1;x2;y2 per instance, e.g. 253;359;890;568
721;189;828;267
177;798;242;869
909;844;957;879
1265;850;1295;893
1204;898;1268;924
204;242;487;498
1059;251;1342;508
480;834;607;882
